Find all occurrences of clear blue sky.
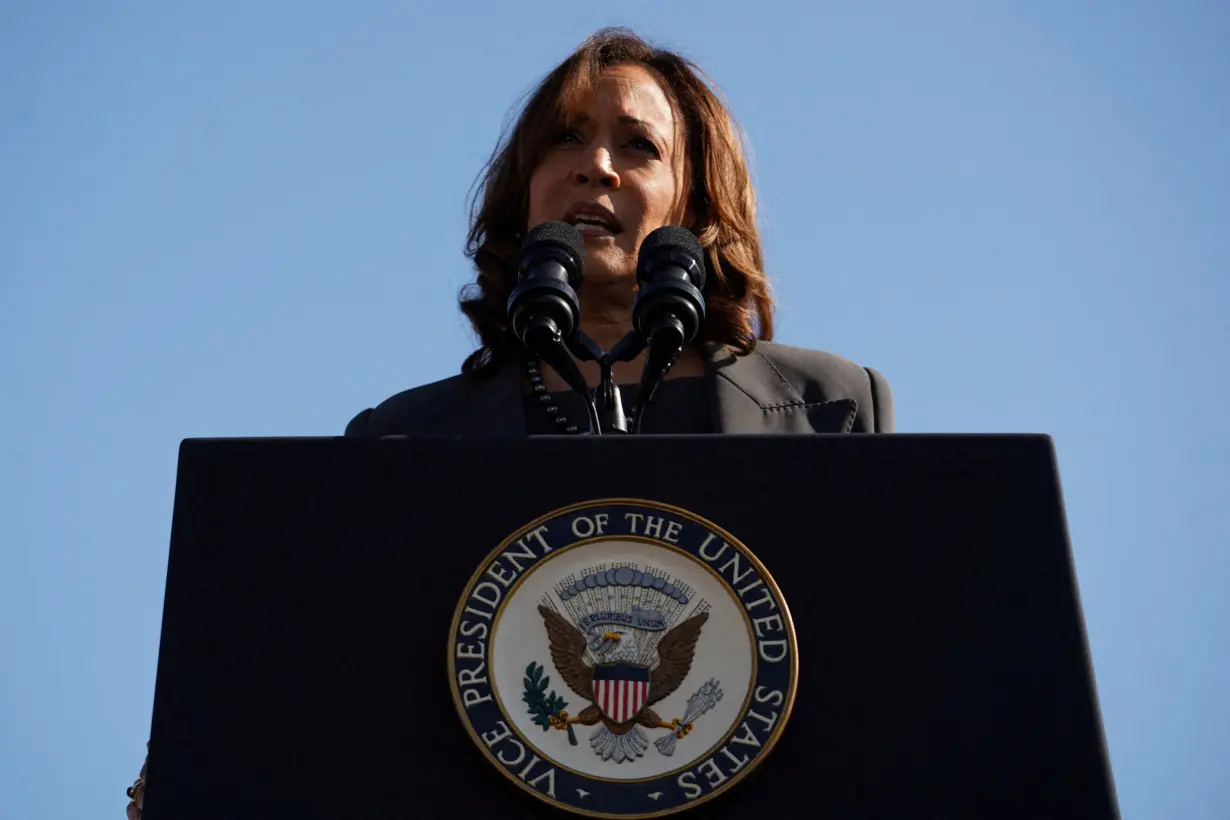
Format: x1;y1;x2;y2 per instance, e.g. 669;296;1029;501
2;1;1226;817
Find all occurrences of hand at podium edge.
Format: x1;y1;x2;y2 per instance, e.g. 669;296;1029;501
125;741;147;819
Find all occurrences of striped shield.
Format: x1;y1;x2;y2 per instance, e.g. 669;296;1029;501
592;663;651;724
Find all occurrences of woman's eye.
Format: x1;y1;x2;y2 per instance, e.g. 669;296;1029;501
630;136;660;157
557;129;585;144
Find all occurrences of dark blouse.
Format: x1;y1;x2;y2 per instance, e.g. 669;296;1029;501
522;377;713;435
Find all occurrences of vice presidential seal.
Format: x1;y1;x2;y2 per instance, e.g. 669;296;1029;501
447;499;798;817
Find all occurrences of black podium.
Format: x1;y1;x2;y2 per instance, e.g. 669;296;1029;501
142;434;1119;819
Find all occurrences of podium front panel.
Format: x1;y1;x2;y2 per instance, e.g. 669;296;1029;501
142;434;1118;819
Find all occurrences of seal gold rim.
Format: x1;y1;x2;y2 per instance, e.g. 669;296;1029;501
445;498;800;819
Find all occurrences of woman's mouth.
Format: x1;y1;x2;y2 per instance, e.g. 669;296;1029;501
563;203;623;239
573;220;617;240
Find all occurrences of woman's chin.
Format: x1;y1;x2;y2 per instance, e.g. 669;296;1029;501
580;245;636;285
580;267;636;287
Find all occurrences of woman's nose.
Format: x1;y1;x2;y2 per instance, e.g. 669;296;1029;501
572;145;620;189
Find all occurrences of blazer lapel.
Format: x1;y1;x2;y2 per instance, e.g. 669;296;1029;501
705;344;857;435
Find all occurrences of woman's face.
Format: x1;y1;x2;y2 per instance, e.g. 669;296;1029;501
527;63;688;285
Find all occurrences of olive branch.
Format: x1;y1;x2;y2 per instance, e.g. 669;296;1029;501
523;662;577;745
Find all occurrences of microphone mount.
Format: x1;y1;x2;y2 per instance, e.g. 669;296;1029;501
565;331;644;434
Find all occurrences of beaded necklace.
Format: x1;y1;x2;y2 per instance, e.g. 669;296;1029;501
526;356;583;435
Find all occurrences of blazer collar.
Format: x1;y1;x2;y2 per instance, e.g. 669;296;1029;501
703;344;857;435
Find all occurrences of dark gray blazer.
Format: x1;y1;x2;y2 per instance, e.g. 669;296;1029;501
344;341;893;437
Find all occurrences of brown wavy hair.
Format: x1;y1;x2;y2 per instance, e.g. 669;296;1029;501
459;28;774;374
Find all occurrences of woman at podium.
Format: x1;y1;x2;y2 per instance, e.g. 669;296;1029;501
126;26;894;819
344;28;893;439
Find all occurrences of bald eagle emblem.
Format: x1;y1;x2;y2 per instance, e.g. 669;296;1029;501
526;565;725;763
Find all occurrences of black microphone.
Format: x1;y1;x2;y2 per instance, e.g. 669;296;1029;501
507;221;585;352
630;226;707;433
506;221;600;434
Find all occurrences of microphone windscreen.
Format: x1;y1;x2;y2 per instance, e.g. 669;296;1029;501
521;221;586;284
636;226;706;290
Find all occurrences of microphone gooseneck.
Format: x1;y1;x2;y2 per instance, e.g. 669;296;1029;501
507;221;600;434
630;226;707;434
